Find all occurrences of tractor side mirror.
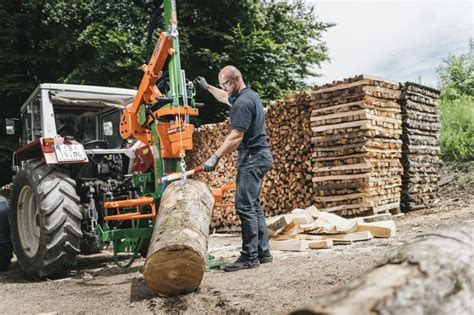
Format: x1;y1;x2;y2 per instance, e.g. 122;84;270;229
5;118;15;135
103;121;114;136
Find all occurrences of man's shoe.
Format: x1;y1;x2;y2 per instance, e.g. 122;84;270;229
224;256;260;272
258;254;273;264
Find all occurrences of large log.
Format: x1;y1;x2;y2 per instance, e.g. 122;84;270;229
291;222;473;315
143;179;214;296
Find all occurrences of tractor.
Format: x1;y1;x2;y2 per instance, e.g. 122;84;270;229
3;0;211;279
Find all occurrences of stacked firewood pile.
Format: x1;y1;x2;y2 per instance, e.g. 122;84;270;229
400;82;441;211
309;75;403;217
185;121;238;229
187;75;440;229
262;93;313;215
187;92;314;229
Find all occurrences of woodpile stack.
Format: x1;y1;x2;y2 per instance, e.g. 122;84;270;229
186;75;441;230
185;121;238;229
187;92;314;229
262;93;313;215
400;82;441;211
309;75;403;217
267;205;396;251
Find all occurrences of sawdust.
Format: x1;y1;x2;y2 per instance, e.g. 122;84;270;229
0;165;473;314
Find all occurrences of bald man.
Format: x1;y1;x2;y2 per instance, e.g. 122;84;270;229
196;66;273;272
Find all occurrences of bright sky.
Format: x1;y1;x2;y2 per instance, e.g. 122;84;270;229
306;0;473;88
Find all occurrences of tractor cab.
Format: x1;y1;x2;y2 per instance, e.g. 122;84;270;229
19;84;136;149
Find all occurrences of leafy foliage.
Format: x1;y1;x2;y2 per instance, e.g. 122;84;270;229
439;95;474;161
438;40;474;161
437;39;474;100
179;0;333;121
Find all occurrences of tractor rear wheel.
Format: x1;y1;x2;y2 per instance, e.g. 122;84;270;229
10;160;82;279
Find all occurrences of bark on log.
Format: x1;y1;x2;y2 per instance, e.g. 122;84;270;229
143;179;214;296
291;222;473;315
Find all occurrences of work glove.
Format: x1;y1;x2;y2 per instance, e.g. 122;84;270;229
195;76;209;90
203;153;220;172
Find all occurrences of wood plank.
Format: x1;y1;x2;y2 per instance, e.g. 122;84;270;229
356;220;396;238
322;203;372;213
314;163;371;172
291;205;321;219
314;193;369;202
270;239;309;251
312;79;371;94
308;239;334;249
311;100;365;114
310;109;367;122
313;173;371;183
303;211;358;234
266;213;313;236
311;120;370;133
327;231;373;242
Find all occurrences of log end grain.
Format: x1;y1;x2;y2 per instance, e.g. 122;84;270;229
143;245;206;296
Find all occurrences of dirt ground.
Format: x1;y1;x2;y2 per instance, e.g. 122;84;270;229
1;163;473;314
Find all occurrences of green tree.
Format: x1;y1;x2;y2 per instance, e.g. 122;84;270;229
437;39;474;161
178;0;333;122
437;39;474;100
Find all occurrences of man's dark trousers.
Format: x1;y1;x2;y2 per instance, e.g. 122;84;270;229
235;147;273;262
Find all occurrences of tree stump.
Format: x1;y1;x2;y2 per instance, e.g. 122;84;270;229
143;179;214;296
291;222;473;315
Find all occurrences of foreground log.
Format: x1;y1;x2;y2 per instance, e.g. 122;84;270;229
291;222;473;315
143;179;214;296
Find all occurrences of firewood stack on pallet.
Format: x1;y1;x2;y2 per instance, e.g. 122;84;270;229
400;82;441;211
186;75;440;230
310;75;403;217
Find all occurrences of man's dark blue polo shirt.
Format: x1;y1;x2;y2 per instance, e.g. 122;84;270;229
228;87;269;151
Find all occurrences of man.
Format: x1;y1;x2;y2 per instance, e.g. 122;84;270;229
196;66;273;272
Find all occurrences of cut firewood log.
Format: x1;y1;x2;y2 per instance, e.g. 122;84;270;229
143;180;214;297
290;222;473;315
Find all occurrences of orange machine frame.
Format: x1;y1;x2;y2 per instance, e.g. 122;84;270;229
119;30;198;159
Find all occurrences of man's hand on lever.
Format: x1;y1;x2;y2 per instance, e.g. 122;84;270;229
203;153;220;172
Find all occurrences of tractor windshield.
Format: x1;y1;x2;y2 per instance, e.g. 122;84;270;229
54;108;97;143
